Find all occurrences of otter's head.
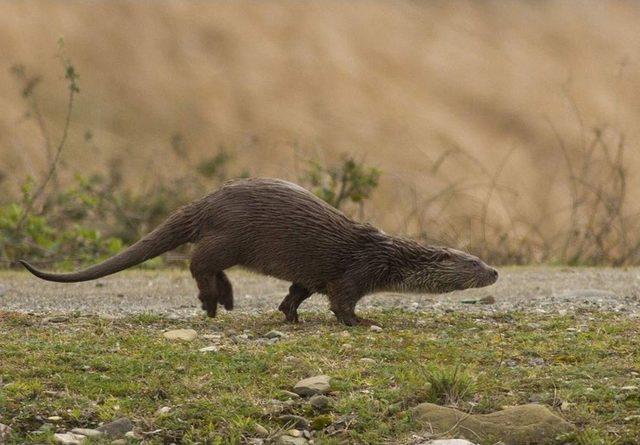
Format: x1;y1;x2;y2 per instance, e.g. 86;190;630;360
395;246;498;294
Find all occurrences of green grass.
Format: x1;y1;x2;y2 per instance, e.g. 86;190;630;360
1;310;639;444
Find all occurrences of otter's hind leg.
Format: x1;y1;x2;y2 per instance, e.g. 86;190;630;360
278;283;311;323
190;236;236;317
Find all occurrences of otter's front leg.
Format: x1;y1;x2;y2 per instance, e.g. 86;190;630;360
278;283;311;323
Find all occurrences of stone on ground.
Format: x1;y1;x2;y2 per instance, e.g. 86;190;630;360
275;435;308;445
411;403;572;444
163;329;197;341
309;394;330;411
96;417;134;438
420;440;478;445
54;432;86;444
70;428;103;437
265;330;286;339
0;423;12;442
293;375;331;396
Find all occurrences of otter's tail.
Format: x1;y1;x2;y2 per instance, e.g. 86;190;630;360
20;200;205;283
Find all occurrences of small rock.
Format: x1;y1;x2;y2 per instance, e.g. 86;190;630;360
110;440;126;445
293;375;331;396
97;417;134;438
199;345;219;352
341;343;353;350
621;386;638;391
254;423;269;437
202;333;223;340
70;428;103;437
370;325;383;332
124;431;139;439
287;429;302;437
163;329;197;341
529;357;545;366
45;316;70;323
276;435;308;445
412;403;573;443
359;358;376;364
47;416;63;421
231;334;249;343
278;415;310;430
0;423;13;442
309;395;330;411
156;406;171;415
421;440;477;445
265;330;286;339
54;432;86;444
280;390;301;399
247;439;265;445
479;295;496;305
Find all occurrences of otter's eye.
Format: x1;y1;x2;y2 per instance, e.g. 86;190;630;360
439;251;453;261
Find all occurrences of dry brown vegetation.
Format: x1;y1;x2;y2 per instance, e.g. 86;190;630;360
2;1;640;265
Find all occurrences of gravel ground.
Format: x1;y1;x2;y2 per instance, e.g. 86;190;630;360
1;267;640;318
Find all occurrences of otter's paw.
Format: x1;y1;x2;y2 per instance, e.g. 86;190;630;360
278;300;300;323
198;292;218;318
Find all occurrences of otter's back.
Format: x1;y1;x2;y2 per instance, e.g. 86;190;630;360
203;178;370;289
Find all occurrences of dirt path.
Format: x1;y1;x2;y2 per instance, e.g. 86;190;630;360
1;267;639;318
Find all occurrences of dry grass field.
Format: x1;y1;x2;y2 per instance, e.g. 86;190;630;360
2;1;640;264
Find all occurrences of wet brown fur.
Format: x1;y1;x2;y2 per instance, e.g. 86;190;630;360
20;178;498;325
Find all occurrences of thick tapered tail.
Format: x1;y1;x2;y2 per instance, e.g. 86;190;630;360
19;200;204;283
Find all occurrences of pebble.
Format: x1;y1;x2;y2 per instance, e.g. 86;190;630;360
254;423;269;437
0;423;13;442
231;334;250;343
621;386;638;391
156;406;172;415
287;429;302;437
110;440;126;445
309;394;330;411
265;330;286;339
370;325;383;332
359;358;376;364
420;440;478;445
529;357;545;366
199;345;219;352
280;390;301;399
54;432;86;444
277;415;310;430
293;375;331;396
162;329;197;341
70;428;103;437
45;316;70;323
48;416;63;421
276;435;308;445
97;418;134;438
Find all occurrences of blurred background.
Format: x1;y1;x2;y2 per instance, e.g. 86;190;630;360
1;0;639;267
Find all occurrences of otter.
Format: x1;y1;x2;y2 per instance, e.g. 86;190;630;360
19;178;498;326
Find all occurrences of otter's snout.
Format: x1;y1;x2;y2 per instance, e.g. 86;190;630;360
479;264;499;287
